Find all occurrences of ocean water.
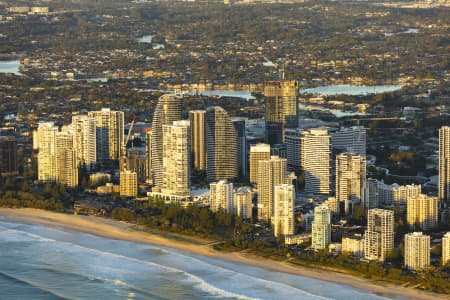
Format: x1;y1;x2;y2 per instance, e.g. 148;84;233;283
0;218;389;300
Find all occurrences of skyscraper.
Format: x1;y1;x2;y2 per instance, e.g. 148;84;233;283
232;117;247;178
362;178;380;210
36;123;78;187
55;130;78;187
312;204;331;250
210;180;234;213
404;232;430;271
0;136;18;176
257;156;287;222
249;143;270;184
442;232;450;266
264;80;298;145
120;169;138;197
364;209;394;261
273;184;295;237
162;120;191;198
439;126;450;206
72;115;96;170
205;106;237;183
88;108;124;162
301;128;331;195
285;128;303;171
336;153;366;215
407;194;438;231
37;122;58;183
189;110;206;171
332;126;367;156
151;94;182;189
234;187;253;220
146;130;152;184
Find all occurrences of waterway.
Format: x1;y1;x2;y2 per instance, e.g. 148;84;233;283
300;84;403;96
0;60;22;75
137;34;165;49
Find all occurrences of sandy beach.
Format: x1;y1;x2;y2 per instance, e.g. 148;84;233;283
0;208;445;300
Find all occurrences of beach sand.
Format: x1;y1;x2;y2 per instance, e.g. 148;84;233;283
0;208;445;300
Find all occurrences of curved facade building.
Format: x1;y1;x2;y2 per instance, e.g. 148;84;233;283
151;94;182;189
205;106;237;183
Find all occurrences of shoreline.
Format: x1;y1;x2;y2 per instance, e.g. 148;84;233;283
0;208;444;300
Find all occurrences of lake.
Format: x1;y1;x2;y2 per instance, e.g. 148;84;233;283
189;90;255;100
0;60;22;75
137;34;165;49
300;84;403;96
298;103;364;118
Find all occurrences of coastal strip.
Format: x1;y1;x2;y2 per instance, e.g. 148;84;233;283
0;208;444;300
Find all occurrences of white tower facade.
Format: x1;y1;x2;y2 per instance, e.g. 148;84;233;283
72;115;96;170
439;126;450;206
234;187;253;220
442;232;450;266
332;126;366;156
407;194;438;231
364;208;394;261
162;120;191;197
37;122;58;183
404;232;430;271
88;108;124;161
151;94;182;189
301;128;331;194
312;204;331;250
257;156;287;222
273;184;295;237
336;153;366;215
249;143;271;184
210;180;234;213
56;130;78;187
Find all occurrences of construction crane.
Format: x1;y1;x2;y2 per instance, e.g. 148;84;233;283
122;117;136;157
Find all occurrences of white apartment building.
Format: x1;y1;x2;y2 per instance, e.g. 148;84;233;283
210;180;234;213
249;143;271;184
407;194;438;230
55;130;78;187
72;115;96;170
404;232;430;271
336;153;366;215
342;234;364;258
301;128;331;195
273;184;295;237
234;187;253;220
332;126;366;156
257;156;287;222
364;208;394;261
439;126;450;205
312;204;331;250
442;232;450;266
88;108;124;161
161;120;191;198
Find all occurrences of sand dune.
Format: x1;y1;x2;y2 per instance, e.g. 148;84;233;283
0;208;445;300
